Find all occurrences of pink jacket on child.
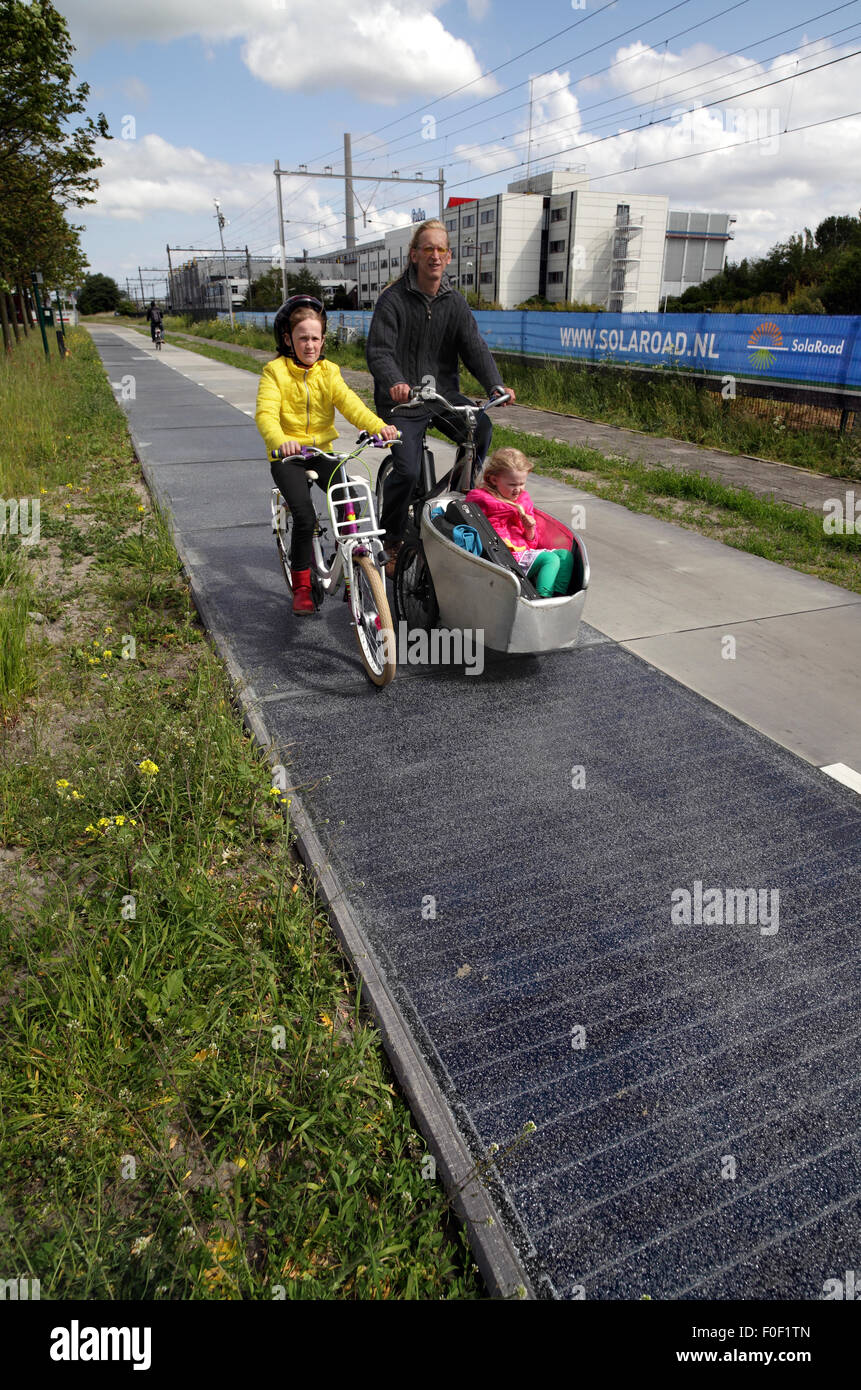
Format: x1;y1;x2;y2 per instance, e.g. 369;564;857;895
465;485;547;563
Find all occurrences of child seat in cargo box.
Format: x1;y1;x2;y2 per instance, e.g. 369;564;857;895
441;499;541;599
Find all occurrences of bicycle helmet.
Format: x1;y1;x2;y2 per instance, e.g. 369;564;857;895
273;294;328;360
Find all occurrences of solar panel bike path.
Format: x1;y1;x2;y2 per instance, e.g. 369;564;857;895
93;329;861;1301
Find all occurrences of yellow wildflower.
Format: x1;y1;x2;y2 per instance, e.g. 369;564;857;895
138;759;159;776
56;779;71;789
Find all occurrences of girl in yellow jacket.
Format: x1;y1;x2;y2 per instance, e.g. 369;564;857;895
256;296;397;614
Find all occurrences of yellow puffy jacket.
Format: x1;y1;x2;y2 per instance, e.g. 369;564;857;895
255;355;387;455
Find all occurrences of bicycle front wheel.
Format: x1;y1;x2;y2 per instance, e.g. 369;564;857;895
271;491;294;594
393;538;438;633
350;555;396;687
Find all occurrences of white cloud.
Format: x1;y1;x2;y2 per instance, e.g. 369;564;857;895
58;0;496;103
89;133;328;229
448;36;861;262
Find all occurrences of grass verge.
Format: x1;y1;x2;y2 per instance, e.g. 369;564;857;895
0;328;483;1300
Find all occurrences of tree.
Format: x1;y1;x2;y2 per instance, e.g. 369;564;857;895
814;215;861;257
821;248;861;314
248;268;283;310
77;273;121;314
249;265;324;310
289;266;322;299
0;1;108;297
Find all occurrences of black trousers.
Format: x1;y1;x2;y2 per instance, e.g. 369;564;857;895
271;457;357;571
378;392;493;543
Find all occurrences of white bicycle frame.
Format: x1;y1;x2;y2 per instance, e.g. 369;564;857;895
319;472;386;593
270;453;388;594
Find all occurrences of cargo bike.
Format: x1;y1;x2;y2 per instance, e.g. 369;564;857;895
374;387;590;656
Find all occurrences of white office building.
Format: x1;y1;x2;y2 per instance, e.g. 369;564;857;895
336;170;731;313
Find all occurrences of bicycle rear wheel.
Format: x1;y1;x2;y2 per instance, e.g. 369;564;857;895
350;555;396;687
393;539;438;633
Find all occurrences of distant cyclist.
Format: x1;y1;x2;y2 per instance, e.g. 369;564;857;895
146;300;164;341
366;218;515;573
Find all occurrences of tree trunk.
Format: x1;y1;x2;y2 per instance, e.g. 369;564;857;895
0;283;11;351
5;290;21;343
15;281;30;336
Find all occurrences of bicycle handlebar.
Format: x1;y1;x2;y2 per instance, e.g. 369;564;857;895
269;431;400;465
393;387;511;416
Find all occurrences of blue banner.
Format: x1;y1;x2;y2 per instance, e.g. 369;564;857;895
229;310;861;392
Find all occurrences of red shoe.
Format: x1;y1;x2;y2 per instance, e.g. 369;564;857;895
291;570;315;616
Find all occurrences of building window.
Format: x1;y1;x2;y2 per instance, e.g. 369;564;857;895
445;219;456;231
380;260;387;268
462;214;475;228
550;207;567;223
391;257;399;267
480;271;493;284
361;283;368;292
462;273;474;285
480;209;495;224
549;239;566;253
548;271;564;284
480;240;493;254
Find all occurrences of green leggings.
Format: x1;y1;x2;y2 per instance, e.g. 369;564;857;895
526;548;575;597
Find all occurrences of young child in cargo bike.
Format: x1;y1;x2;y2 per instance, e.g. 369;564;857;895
465;448;576;597
255;294;398;615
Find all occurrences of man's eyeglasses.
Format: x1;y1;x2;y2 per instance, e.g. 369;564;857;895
415;245;450;257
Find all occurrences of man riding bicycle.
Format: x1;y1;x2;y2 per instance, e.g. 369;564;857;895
366;218;515;574
146;300;164;342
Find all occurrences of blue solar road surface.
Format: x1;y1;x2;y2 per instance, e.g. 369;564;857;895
95;331;861;1300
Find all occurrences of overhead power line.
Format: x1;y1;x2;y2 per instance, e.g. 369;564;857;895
279;44;861;260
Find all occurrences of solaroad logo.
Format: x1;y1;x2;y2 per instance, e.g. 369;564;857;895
748;320;783;368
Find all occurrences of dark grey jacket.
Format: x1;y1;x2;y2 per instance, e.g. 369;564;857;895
366;267;503;417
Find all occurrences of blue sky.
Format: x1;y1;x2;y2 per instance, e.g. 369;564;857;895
54;0;861;294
